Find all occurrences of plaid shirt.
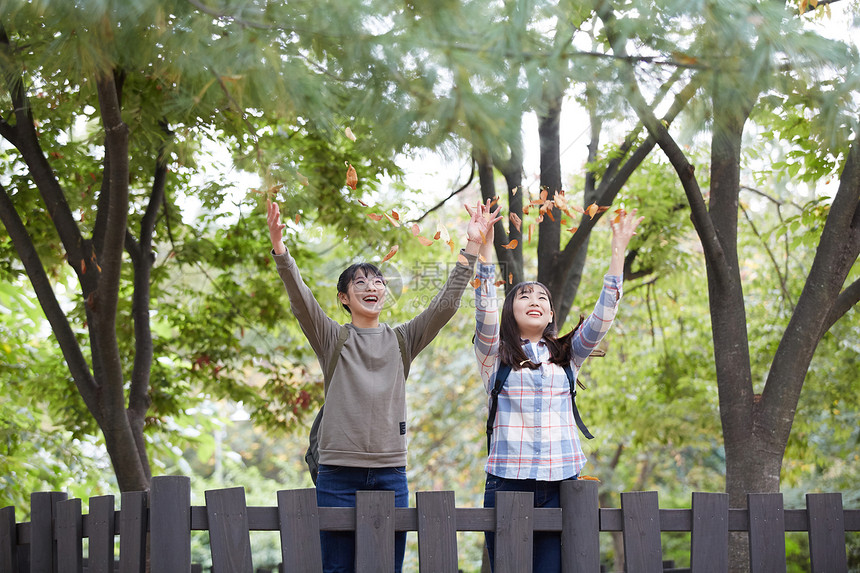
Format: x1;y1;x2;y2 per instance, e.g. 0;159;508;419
474;262;622;481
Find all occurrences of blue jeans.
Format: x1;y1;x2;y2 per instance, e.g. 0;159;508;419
483;473;578;573
316;465;408;573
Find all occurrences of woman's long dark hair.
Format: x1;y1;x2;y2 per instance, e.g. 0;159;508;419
336;262;384;314
498;281;584;369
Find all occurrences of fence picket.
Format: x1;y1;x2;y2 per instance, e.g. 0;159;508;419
748;493;786;573
807;492;847;573
494;491;533;573
416;491;458;573
277;488;322;573
86;495;116;573
0;506;18;573
150;475;191;573
560;479;599;573
690;492;728;572
621;491;663;573
118;490;147;573
56;498;83;573
30;491;67;573
355;490;395;573
206;486;255;573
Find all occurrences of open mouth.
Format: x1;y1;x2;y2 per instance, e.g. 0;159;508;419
362;295;380;303
526;310;542;317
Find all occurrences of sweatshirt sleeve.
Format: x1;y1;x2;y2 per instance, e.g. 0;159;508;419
272;249;340;360
399;250;477;360
570;274;622;368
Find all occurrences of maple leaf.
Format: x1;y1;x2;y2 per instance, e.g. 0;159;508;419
501;239;518;250
509;213;522;232
344;126;357;142
381;245;399;263
345;163;358;190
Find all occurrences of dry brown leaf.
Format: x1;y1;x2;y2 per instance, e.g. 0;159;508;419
470;278;481;289
585;202;611;219
478;254;487;263
346;164;358;190
447;239;455;253
295;213;300;224
508;273;513;284
511;186;519;196
411;223;421;236
457;253;469;265
501;239;518;250
416;236;434;246
509;213;522;232
357;199;368;207
367;213;384;221
567;226;578;234
381;245;399;263
384;212;401;227
494;279;506;287
612;208;626;224
391;210;400;221
528;224;534;242
579;475;601;482
345;127;357;142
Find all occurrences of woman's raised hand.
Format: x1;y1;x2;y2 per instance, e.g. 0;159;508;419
267;200;288;255
464;199;503;255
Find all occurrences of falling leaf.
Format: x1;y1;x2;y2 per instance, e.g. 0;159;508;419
509;213;522;232
470;278;481;289
508;273;513;284
381;245;399;263
345;127;357;141
585;202;610;219
511;186;518;196
544;209;555;222
457;253;469;265
612;208;626;224
81;259;86;274
579;475;601;482
478;254;487;263
384;212;401;227
554;191;568;210
416;236;434;246
345;164;358;190
567;226;578;234
540;189;548;202
436;224;450;242
411;223;421;237
479;230;486;244
391;210;400;221
528;224;534;242
367;213;384;221
295;213;300;224
357;199;368;207
523;204;531;215
501;239;518;250
488;196;499;208
446;239;455;253
494;279;506;286
433;231;441;240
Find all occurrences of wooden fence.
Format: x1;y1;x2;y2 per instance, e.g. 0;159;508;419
1;475;858;573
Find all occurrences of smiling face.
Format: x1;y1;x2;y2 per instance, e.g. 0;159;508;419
511;283;554;342
337;266;387;327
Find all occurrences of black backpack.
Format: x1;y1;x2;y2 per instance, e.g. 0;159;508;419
486;362;594;453
305;325;409;484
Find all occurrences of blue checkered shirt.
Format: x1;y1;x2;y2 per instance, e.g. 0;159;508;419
474;262;622;481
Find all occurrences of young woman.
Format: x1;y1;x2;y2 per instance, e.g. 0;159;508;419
267;198;500;573
473;208;642;572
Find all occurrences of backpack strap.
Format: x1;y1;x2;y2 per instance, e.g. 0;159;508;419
486;364;512;453
323;325;351;394
562;364;594;440
394;328;410;379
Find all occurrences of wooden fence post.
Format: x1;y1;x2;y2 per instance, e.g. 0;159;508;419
621;491;663;573
56;498;83;573
86;495;116;573
277;488;322;573
560;479;599;573
0;506;18;573
30;491;67;573
355;490;395;573
806;492;848;573
150;475;191;573
494;491;533;573
748;492;786;573
415;491;458;573
118;490;147;573
206;486;254;573
690;492;728;572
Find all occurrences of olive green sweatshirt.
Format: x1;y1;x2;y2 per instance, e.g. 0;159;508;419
273;249;477;468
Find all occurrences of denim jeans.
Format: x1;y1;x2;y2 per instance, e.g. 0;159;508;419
316;465;409;573
483;473;578;573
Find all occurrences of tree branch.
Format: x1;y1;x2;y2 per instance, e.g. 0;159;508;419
413;157;476;223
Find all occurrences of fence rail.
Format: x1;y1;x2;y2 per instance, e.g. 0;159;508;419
2;475;858;572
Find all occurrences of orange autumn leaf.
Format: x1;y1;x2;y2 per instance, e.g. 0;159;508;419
528;224;534;242
544;209;555;222
345;164;358;190
384;212;401;227
478;254;487;263
344;126;357;142
436;224;450;242
509;213;522;232
391;210;400;221
579;475;601;482
508;272;513;284
501;239;518;250
433;231;441;240
540;188;548;202
494;279;506;287
411;223;421;236
457;253;469;265
295;213;300;224
416;235;434;246
488;196;499;208
585;202;610;219
81;259;86;274
367;213;384;221
446;239;455;253
567;226;578;234
511;186;519;196
612;208;626;224
523;204;531;215
470;278;482;289
381;245;399;263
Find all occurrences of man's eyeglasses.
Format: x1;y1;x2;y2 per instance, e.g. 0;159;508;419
352;277;387;291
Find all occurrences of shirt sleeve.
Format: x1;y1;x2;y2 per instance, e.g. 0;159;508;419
570;274;622;368
399;250;477;360
474;262;500;394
